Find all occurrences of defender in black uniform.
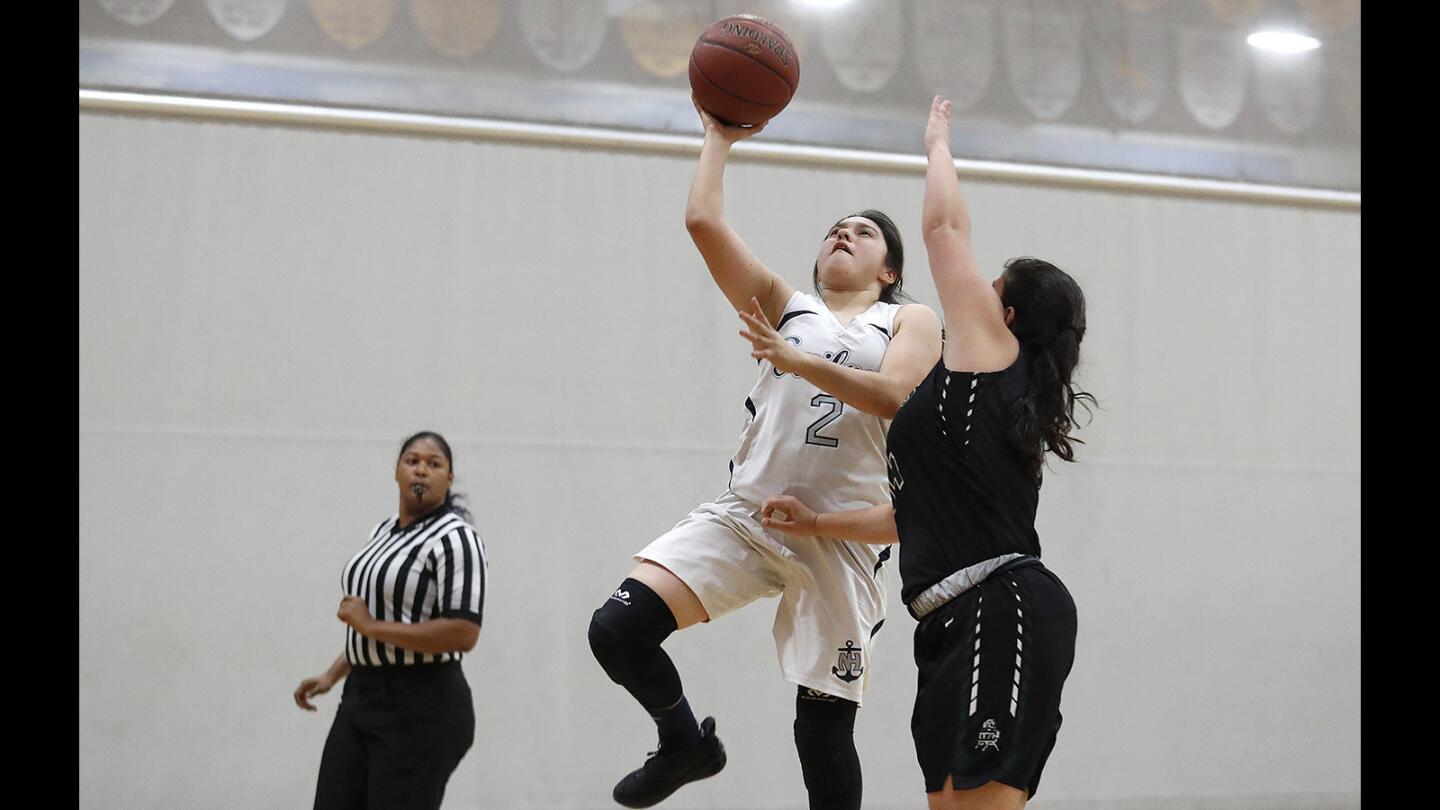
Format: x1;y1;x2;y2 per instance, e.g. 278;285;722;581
762;97;1094;809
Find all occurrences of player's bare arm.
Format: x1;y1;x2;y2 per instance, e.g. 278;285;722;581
921;96;1019;374
739;298;941;419
761;495;898;545
685;98;794;324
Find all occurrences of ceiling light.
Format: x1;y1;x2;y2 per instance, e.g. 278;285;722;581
1246;31;1321;54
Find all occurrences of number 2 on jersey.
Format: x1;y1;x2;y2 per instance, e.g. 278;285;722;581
805;395;843;447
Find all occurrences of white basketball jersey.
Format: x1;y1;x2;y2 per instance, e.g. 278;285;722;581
729;290;903;515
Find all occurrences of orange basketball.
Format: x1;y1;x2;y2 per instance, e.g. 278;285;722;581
689;15;800;127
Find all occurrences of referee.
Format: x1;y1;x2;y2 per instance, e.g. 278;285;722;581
294;431;488;810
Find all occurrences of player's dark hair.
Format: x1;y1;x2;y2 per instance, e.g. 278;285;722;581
813;209;908;304
999;258;1097;480
397;430;473;523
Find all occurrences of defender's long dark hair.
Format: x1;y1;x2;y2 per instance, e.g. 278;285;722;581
812;209;907;304
998;258;1097;480
397;430;473;523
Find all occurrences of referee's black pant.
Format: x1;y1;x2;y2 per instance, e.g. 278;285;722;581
314;661;475;810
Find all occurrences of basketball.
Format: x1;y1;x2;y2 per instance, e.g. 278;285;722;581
689;15;800;127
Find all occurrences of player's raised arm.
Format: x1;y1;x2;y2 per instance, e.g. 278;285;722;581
921;96;1019;371
685;98;796;325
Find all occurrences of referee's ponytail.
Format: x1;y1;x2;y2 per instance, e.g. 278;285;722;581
398;430;474;524
442;490;474;525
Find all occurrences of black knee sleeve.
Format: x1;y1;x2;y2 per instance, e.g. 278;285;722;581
794;687;861;810
588;579;682;711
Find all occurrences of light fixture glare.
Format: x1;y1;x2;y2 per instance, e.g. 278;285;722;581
1246;31;1321;54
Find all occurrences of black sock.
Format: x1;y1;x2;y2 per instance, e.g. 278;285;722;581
651;695;700;749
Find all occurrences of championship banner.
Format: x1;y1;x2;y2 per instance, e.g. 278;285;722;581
1255;47;1323;135
1177;25;1249;130
310;0;398;51
1298;0;1360;35
1004;0;1084;121
97;0;176;27
1205;0;1266;25
820;0;903;94
1329;42;1359;139
621;0;709;78
206;0;290;43
912;0;996;111
410;0;504;59
1086;0;1171;125
519;0;608;73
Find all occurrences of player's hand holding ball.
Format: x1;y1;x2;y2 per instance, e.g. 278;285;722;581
761;495;818;536
690;14;799;132
693;95;766;145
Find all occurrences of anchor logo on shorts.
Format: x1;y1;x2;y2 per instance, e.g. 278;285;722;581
975;719;1001;752
831;640;864;683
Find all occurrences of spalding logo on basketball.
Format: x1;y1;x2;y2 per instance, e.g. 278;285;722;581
689;14;800;127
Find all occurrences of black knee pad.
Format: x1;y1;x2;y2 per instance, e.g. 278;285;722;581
793;687;861;809
588;579;681;709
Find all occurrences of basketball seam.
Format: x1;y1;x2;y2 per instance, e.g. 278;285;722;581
733;17;797;50
741;17;798;59
695;39;798;96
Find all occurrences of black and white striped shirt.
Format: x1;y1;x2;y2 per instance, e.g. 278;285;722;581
341;506;488;667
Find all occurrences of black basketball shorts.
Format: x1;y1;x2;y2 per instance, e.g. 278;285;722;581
910;561;1077;797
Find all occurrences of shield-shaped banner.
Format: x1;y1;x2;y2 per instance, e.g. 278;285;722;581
310;0;397;51
621;0;710;79
1177;25;1249;130
1254;47;1323;135
1330;43;1359;139
97;0;176;27
520;0;609;73
1003;0;1084;121
410;0;504;59
820;0;903;94
912;0;996;111
1298;0;1360;35
205;0;289;43
1204;0;1266;25
1086;0;1171;125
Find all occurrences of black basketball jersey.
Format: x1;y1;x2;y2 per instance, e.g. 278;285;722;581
887;351;1042;606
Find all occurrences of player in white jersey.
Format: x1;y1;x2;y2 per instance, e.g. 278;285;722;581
586;99;942;810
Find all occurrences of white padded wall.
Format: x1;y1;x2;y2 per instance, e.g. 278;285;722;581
80;112;1359;809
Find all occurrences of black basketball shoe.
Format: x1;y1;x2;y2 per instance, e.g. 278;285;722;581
612;716;727;808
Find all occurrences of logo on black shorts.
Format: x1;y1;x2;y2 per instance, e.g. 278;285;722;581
975;719;1001;751
831;640;863;683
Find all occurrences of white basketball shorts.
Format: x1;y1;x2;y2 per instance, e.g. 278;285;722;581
634;490;889;705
